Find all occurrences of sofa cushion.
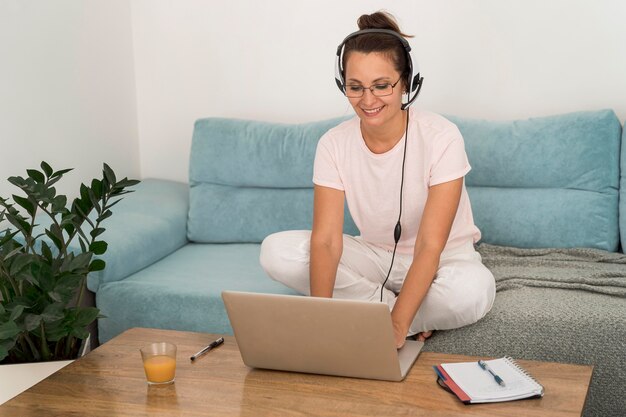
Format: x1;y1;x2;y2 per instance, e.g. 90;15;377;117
87;179;189;291
96;243;297;343
448;109;622;250
188;117;357;243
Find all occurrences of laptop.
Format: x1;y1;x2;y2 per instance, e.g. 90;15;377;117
221;291;423;381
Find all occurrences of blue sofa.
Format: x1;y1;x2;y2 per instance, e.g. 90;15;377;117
89;109;625;417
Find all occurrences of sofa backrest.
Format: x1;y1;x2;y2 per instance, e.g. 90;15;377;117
188;117;357;243
188;109;622;251
448;109;622;251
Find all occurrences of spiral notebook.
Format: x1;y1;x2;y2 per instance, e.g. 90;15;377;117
434;357;544;404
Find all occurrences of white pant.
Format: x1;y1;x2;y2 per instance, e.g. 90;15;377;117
260;230;495;335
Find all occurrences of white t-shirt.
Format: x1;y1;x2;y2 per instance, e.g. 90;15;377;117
313;107;481;255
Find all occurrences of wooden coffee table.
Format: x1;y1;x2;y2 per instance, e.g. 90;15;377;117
0;327;592;416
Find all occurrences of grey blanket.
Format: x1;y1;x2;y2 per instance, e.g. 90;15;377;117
476;244;626;297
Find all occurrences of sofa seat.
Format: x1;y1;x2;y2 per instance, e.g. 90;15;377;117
96;243;296;343
425;286;625;417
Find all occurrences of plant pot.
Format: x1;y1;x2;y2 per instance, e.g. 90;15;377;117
0;334;91;405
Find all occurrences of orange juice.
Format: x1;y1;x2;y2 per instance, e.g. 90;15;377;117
143;355;176;383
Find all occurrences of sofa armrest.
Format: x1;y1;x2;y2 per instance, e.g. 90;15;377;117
87;178;189;292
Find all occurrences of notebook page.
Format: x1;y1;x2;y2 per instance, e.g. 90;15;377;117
441;358;542;401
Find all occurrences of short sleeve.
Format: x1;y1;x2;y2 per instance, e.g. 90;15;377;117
429;128;471;187
313;136;344;191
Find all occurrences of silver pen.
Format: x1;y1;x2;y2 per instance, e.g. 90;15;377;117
478;360;506;386
190;337;224;361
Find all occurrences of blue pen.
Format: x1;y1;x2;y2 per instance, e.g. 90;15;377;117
478;360;506;387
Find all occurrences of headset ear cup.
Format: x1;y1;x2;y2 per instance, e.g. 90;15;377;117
334;48;346;95
336;78;345;94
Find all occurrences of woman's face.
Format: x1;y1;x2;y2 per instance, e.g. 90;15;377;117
344;51;405;130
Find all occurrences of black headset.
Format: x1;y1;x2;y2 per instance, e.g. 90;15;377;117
334;28;424;302
334;28;423;110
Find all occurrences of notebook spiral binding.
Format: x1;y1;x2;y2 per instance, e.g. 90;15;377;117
503;356;545;393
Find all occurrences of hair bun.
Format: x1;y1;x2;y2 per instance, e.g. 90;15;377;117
357;11;412;38
358;11;397;31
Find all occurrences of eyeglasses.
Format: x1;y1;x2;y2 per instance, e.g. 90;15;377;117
344;77;402;98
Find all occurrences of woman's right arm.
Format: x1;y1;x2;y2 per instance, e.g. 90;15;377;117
309;184;345;298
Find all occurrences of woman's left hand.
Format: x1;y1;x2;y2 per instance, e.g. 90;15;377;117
393;320;434;349
392;320;408;349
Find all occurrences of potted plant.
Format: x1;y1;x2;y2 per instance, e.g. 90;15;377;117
0;162;139;363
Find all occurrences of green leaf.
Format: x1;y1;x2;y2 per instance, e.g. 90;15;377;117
41;304;64;323
53;274;82;295
3;245;24;262
105;198;122;210
9;304;25;322
70;327;90;339
60;213;77;235
0;304;5;315
30;261;55;291
48;291;62;303
51;168;73;179
7;176;27;189
44;320;69;342
87;188;101;213
73;307;100;328
0;339;17;362
89;241;108;255
5;211;31;235
12;195;36;217
69;252;92;271
72;198;93;223
24;314;42;331
45;229;63;251
41;241;53;262
0;321;21;339
51;195;67;213
79;183;89;203
91;179;103;200
0;230;19;246
97;209;112;223
115;178;141;188
90;227;105;239
46;175;62;188
40;161;53;177
9;254;32;276
78;238;87;253
89;259;106;272
26;169;45;184
17;268;40;287
103;164;116;186
60;213;77;224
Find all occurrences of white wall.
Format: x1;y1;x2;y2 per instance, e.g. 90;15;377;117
132;0;626;184
2;1;624;193
0;0;139;201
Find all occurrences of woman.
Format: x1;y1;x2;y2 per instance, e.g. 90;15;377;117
260;11;495;348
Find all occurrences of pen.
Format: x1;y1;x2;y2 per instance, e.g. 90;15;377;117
478;360;506;387
190;337;224;361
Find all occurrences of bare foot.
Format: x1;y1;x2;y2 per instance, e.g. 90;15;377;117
416;331;433;342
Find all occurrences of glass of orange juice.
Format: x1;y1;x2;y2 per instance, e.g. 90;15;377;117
140;342;177;385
